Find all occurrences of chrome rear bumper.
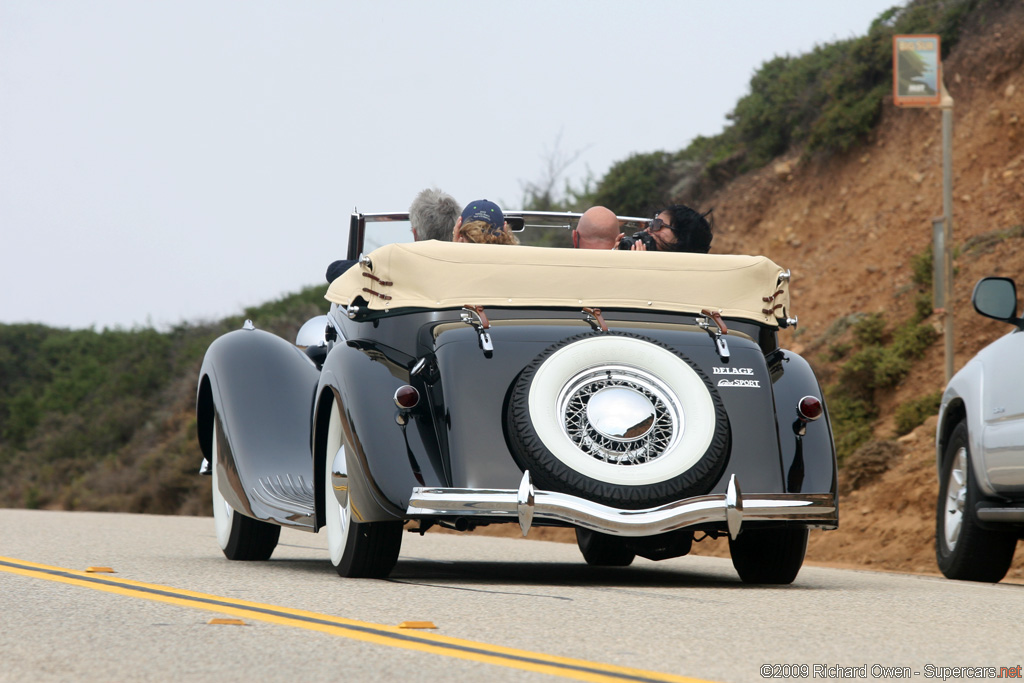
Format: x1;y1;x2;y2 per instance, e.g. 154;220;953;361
406;472;837;539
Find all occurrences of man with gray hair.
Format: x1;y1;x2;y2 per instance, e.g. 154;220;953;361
409;187;460;242
326;187;460;282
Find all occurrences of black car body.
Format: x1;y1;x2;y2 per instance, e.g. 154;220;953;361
197;211;838;583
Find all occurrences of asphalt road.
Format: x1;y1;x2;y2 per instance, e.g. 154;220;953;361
1;509;1022;683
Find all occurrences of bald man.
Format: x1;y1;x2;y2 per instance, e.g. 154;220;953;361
573;206;623;249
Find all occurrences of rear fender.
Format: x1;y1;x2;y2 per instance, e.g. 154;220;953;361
769;349;837;497
197;327;321;526
315;340;444;523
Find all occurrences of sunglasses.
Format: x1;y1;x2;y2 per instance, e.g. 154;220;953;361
649;216;671;232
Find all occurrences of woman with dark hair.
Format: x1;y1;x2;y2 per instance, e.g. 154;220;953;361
628;204;713;253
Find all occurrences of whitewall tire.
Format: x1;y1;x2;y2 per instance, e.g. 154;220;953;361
210;418;280;561
322;398;403;578
507;333;730;509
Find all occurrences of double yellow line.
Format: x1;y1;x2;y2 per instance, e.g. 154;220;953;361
0;556;714;683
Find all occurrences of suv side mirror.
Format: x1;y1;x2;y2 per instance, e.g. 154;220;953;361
972;277;1023;328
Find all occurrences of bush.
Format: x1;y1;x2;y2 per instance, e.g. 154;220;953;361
852;313;886;346
914;292;934;323
826;308;939;462
840;346;889;394
895;391;943;436
827;394;878;464
592;152;675;217
911;249;933;289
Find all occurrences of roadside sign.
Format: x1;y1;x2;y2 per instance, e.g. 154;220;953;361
893;34;953;380
893;35;942;107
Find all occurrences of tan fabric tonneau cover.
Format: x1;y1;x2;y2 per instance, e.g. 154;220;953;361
325;241;790;326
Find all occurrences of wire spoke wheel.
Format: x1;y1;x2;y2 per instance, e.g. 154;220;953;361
560;368;679;467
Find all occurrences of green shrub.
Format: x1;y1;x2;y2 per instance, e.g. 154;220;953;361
24;485;41;510
894;319;939;353
3;391;40;449
592;151;675;217
825;342;852;362
895;391;943;436
871;350;914;389
852;313;886;346
913;292;934;323
839;317;938;391
840;346;888;394
911;249;933;289
826;306;940;462
827;393;878;464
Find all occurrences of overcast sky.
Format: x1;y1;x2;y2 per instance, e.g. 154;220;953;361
1;0;899;330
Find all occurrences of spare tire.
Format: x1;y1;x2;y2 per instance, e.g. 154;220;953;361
507;332;730;509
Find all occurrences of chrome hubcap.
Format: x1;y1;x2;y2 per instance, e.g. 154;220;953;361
587;387;656;440
943;447;967;550
558;365;680;465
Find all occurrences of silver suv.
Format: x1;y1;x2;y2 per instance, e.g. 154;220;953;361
936;277;1024;582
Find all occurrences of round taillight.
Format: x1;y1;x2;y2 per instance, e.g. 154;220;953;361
797;396;823;421
394;385;420;409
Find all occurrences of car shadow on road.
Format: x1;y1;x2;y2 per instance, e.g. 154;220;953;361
388;559;818;590
244;537;825;590
256;555;821;590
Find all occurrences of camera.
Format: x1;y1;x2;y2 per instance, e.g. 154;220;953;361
617;231;658;251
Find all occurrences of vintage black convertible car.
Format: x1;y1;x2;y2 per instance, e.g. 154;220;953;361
196;211;838;584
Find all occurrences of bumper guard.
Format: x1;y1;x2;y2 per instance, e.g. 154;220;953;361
406;472;837;540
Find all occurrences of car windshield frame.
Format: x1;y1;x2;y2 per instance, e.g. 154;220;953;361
346;211;652;260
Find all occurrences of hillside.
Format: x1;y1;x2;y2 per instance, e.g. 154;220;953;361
0;289;327;515
1;0;1023;579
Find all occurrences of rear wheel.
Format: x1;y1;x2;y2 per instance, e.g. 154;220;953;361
729;527;808;584
935;420;1016;582
575;528;635;566
323;400;402;578
211;419;280;561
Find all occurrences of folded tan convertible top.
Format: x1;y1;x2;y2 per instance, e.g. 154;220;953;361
325;241;790;326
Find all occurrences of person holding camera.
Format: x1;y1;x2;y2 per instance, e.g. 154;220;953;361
619;204;713;254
